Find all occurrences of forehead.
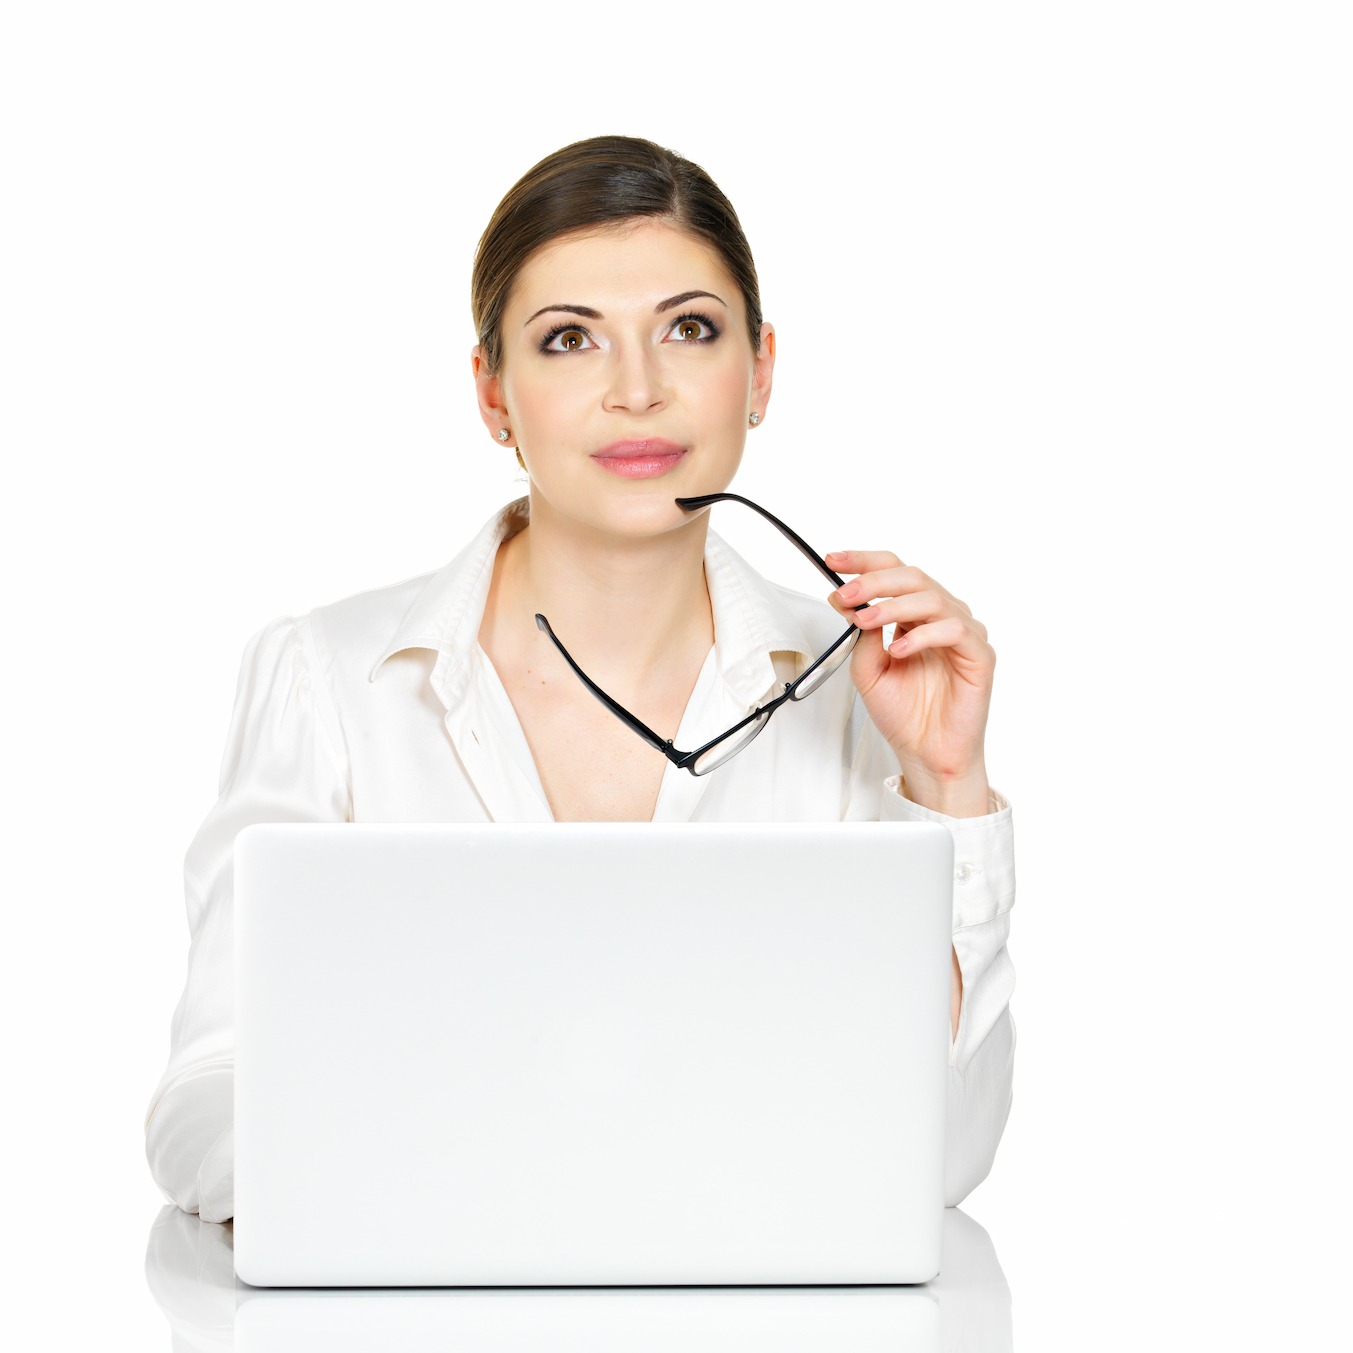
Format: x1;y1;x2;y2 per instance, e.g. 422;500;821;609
509;219;738;316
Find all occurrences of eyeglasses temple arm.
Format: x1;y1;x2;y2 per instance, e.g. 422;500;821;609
674;492;851;590
534;614;686;766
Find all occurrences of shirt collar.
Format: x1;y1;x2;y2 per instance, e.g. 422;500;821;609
368;495;817;711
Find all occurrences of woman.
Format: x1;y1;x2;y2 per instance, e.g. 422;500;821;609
144;135;1016;1222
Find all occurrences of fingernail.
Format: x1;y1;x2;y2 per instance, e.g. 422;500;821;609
837;582;860;601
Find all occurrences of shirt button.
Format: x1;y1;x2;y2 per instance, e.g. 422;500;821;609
954;862;976;883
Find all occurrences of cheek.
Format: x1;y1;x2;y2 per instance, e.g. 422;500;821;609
699;354;754;419
507;366;588;423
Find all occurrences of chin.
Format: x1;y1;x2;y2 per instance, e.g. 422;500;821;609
550;482;689;542
595;490;698;538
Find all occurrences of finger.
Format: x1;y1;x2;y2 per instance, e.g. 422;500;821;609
824;550;902;575
826;588;873;620
830;558;972;620
833;563;930;607
888;615;990;665
850;589;947;632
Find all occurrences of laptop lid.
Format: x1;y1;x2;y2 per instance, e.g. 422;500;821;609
233;821;954;1287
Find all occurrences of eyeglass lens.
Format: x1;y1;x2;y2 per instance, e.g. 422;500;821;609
690;625;861;775
691;709;771;775
790;627;861;700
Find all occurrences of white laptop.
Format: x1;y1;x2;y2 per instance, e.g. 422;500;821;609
233;821;954;1288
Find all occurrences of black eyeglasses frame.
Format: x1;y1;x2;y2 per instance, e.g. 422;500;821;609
532;492;868;777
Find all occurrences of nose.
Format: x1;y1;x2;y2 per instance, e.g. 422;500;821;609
602;339;668;415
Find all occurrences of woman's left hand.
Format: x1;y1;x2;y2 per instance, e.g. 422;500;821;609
825;550;996;798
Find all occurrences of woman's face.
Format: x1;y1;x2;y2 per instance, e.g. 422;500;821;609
474;218;775;539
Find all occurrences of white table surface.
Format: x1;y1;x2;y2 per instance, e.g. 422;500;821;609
144;1203;1012;1351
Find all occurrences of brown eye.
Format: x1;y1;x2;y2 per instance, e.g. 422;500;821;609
540;325;596;354
667;314;717;343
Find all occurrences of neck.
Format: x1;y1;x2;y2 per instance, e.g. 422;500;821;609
486;491;714;695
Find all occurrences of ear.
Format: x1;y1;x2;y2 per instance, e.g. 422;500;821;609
471;345;511;443
750;322;776;421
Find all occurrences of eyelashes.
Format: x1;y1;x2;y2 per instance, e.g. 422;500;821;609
538;323;596;354
666;312;720;344
538;311;722;355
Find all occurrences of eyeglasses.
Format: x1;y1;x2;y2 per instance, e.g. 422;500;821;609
533;492;868;776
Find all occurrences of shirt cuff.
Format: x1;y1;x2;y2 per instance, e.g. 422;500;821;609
880;776;1015;930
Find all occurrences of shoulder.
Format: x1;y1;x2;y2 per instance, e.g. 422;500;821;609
295;496;523;684
226;568;442;744
300;565;442;683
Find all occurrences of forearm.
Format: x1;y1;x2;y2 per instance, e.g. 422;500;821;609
945;1004;1015;1206
875;762;1016;1204
950;945;963;1041
898;767;989;1040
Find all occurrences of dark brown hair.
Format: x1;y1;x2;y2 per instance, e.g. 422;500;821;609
471;135;762;375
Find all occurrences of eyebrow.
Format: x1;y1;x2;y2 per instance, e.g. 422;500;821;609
523;291;728;326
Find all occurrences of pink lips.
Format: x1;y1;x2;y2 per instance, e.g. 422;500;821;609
591;438;688;479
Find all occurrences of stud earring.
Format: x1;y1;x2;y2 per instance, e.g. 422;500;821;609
748;412;761;426
497;428;510;442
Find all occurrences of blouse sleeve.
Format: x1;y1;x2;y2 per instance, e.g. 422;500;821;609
143;614;351;1222
841;690;1017;1208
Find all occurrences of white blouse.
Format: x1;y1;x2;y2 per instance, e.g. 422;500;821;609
144;495;1017;1220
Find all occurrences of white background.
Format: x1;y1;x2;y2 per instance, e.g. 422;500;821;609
3;1;1348;1345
